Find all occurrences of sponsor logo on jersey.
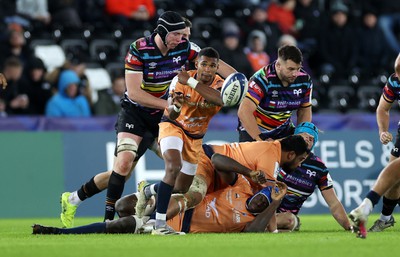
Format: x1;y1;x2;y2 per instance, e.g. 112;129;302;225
293;89;302;97
306;169;316;177
272;90;279;97
149;62;157;69
125;123;134;130
173;56;181;64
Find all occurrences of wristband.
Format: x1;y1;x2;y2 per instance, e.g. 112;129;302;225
187;77;199;89
173;105;182;112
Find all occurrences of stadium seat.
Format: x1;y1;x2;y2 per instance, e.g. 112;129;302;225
84;67;112;103
32;40;66;72
191;17;220;43
327;85;355;113
60;39;89;60
357;85;382;112
105;62;124;79
89;39;119;64
119;39;134;60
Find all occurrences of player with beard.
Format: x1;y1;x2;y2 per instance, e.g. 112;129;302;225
237;45;313;142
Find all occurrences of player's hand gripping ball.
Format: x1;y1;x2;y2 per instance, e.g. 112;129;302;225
221;72;248;106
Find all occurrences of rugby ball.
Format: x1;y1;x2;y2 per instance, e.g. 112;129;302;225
221;72;249;107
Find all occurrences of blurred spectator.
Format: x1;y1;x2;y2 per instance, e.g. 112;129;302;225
0;98;7;117
104;0;156;30
48;0;82;29
1;57;29;114
19;57;52;114
318;2;358;83
244;30;270;73
212;27;253;79
372;0;400;55
246;4;281;54
0;27;33;68
94;73;125;116
294;0;322;58
46;55;92;108
16;0;51;32
356;9;391;82
45;70;91;117
266;0;297;35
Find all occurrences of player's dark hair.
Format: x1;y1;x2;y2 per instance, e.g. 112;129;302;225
198;47;219;61
280;134;310;155
278;45;303;64
182;17;192;28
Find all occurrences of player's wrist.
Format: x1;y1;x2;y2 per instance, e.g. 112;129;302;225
173;105;182;113
187;77;198;89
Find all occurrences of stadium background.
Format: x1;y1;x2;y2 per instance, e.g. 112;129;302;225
1;1;400;218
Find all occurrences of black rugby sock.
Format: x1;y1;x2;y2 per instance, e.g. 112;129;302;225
104;171;125;221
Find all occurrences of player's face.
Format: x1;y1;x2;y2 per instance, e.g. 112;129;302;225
165;30;185;49
195;56;219;84
277;59;302;85
246;194;269;214
281;152;308;172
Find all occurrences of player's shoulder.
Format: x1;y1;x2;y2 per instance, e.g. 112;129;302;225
388;73;400;87
130;35;154;52
295;68;312;84
302;153;329;173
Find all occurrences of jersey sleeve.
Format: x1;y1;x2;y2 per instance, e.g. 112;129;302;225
382;73;399;103
124;39;144;72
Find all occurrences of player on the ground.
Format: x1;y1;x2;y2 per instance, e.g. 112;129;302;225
367;53;400;232
134;134;309;231
269;122;351;232
32;180;287;234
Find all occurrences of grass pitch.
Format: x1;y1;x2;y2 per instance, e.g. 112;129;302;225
1;214;398;257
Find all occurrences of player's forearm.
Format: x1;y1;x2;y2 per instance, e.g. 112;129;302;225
330;203;351;230
296;106;312;124
243;201;280;232
194;84;223;106
211;153;252;176
127;90;168;110
376;108;390;134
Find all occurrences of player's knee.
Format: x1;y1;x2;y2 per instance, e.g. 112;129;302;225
185;176;207;208
165;161;182;178
285;213;300;231
114;139;138;174
106;216;136;234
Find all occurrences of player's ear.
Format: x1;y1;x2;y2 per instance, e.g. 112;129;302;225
286;151;296;162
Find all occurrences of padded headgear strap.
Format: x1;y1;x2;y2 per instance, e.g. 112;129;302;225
155;11;185;45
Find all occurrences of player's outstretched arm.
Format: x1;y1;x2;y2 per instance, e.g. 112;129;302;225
321;188;352;231
211;153;267;185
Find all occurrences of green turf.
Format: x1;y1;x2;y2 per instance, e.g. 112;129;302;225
1;214;398;257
